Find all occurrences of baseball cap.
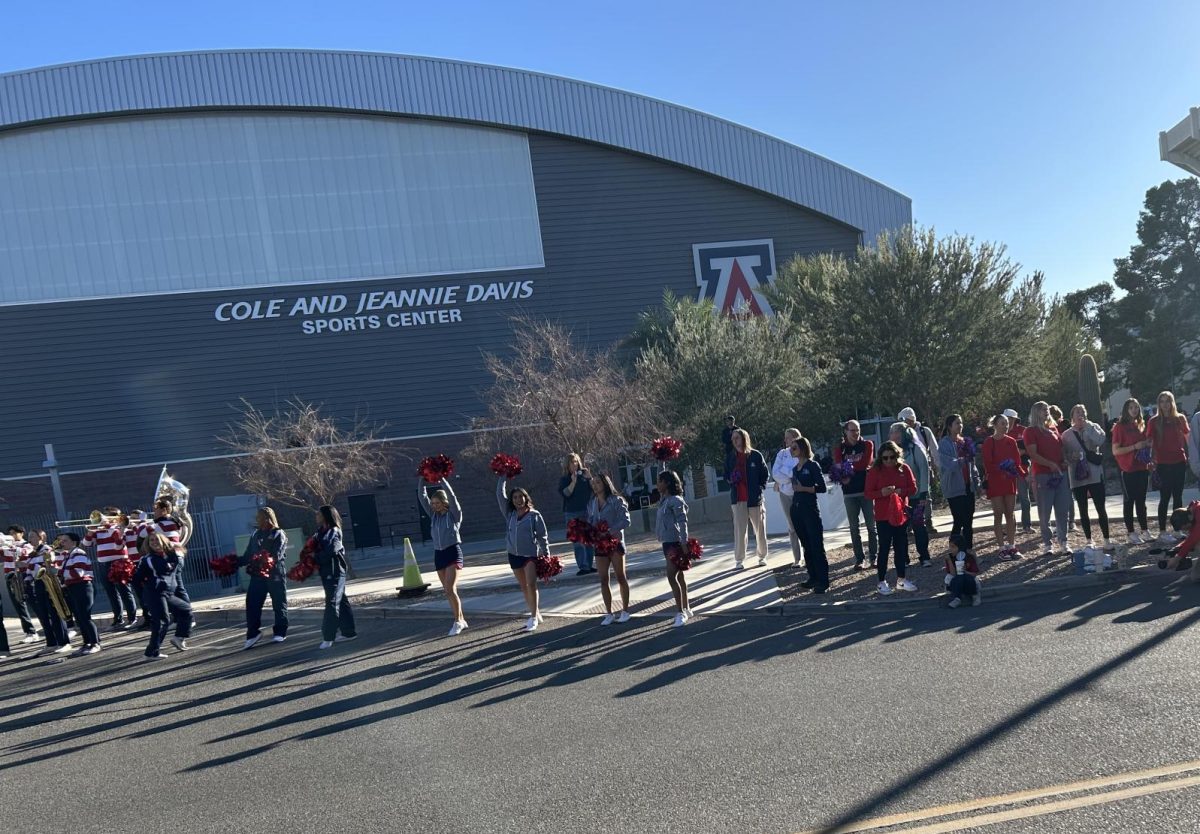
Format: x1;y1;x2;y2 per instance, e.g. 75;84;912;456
1002;408;1019;419
897;407;916;421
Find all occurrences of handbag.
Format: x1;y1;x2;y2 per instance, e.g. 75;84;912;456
1071;428;1103;467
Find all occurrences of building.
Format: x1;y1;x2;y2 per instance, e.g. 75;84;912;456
0;50;910;549
1161;107;1200;176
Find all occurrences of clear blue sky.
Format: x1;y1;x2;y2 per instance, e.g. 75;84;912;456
3;0;1196;297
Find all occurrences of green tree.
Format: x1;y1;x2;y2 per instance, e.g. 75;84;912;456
768;227;1046;428
626;293;828;472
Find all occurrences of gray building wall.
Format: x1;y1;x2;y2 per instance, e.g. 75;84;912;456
1;129;859;484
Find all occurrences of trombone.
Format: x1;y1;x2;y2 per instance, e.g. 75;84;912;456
54;509;114;532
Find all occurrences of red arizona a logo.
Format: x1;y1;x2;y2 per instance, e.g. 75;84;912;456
692;239;776;317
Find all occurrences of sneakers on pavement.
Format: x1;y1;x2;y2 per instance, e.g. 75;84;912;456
244;634;262;650
734;562;746;571
616;610;631;623
319;641;333;649
82;645;101;655
448;621;467;636
108;622;126;633
973;589;983;606
683;607;694;619
948;598;962;609
877;581;893;596
756;558;768;568
524;616;538;632
271;635;286;644
1159;532;1178;545
896;579;918;592
1129;530;1144;545
20;633;39;644
170;636;188;651
600;614;615;626
334;634;357;642
672;612;687;627
53;644;72;654
144;652;168;661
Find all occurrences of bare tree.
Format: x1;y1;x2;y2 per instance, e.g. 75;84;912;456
470;314;662;471
221;398;398;510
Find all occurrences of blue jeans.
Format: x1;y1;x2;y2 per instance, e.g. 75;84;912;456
245;576;289;639
145;586;193;656
99;561;138;623
564;511;594;571
320;574;356;642
1035;473;1073;548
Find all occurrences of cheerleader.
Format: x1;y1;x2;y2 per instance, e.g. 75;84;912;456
57;533;100;655
655;470;692;626
26;530;71;656
417;477;467;636
314;505;358;648
137;530;194;659
497;477;549;632
587;473;632;624
141;498;190;603
238;507;289;649
981;413;1026;558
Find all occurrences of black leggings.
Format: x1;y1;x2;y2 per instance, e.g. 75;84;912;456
1121;470;1149;533
1155;462;1187;531
947;493;975;550
1072;482;1109;542
876;521;909;581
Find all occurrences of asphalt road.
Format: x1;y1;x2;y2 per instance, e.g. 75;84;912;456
2;573;1199;834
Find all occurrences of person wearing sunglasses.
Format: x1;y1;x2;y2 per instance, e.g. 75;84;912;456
865;441;918;595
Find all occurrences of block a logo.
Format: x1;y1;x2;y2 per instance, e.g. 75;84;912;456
692;239;776;317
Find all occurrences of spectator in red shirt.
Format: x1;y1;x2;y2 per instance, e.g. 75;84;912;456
983;413;1026;558
1110;397;1152;545
1023;401;1071;556
1004;408;1033;531
865;441;918;596
1166;502;1200;580
833;420;876;571
1147;391;1192;544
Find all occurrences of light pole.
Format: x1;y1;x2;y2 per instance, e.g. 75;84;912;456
42;443;67;520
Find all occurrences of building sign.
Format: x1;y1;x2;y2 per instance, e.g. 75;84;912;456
692;239;776;316
211;279;535;335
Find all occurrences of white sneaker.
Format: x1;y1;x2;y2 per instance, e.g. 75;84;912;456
244;634;262;650
1084;540;1095;550
756;558;768;568
600;614;615;626
734;562;746;571
672;612;687;627
319;641;333;649
21;633;39;644
271;635;286;644
536;613;545;624
973;589;982;606
0;654;8;659
53;644;72;654
897;579;918;592
448;621;465;636
616;611;631;623
683;607;694;619
524;616;538;632
877;581;893;596
1129;530;1144;545
948;597;962;609
334;634;357;642
170;637;188;651
83;644;101;655
67;629;78;640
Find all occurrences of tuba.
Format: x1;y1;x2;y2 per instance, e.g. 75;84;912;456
34;548;71;623
154;466;194;546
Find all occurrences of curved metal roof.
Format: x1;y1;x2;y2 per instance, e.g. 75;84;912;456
0;50;911;242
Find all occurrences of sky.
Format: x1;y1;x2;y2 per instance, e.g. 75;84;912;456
1;0;1196;298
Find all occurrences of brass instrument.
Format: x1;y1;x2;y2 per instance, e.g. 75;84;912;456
34;551;71;623
54;509;111;531
154;467;194;547
1;533;26;606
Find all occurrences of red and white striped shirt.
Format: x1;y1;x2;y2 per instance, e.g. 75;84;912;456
124;525;144;563
2;540;31;575
141;516;183;548
26;545;61;576
62;547;93;584
83;524;128;563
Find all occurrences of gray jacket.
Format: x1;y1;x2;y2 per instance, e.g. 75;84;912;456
496;478;549;558
417;477;463;551
937;436;980;499
655;494;689;544
1062;421;1106;488
588;494;632;549
894;424;931;496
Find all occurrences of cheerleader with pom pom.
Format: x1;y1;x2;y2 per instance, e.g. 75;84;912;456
417;476;468;636
137;530;193;659
587;473;632;625
655;470;692;627
497;469;550;633
313;505;357;649
238;507;289;650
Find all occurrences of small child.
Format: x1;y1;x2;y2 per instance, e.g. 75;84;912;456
943;533;981;608
1168;501;1200;582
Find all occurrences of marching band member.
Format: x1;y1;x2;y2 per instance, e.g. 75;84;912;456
417;477;467;636
239;507;289;650
26;530;71;656
3;525;40;644
140;497;190;603
84;506;138;630
58;533;101;656
314;505;357;649
136;530;194;659
123;510;150;627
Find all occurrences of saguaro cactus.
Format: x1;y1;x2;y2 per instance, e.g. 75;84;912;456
1079;353;1104;424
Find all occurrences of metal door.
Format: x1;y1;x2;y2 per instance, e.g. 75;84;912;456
346;493;381;549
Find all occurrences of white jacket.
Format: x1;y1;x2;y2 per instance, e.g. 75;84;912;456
771;448;799;496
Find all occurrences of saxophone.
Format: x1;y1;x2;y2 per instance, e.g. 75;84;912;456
34;549;72;622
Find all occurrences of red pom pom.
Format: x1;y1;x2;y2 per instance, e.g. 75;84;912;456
669;538;704;571
250;551;276;579
287;537;319;582
490;453;523;478
417;454;455;484
593;528;621;559
107;558;135;585
207;553;239;578
535;554;563;583
651;436;682;462
566;518;594;544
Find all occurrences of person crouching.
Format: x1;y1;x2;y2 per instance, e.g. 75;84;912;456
943;533;981;609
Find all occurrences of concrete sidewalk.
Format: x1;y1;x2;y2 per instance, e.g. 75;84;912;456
189;485;1198;622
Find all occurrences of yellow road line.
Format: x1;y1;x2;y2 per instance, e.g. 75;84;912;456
799;759;1200;834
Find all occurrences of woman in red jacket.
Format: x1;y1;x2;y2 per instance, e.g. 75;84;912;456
865;441;918;596
1110;397;1152;545
982;413;1026;559
1147;391;1192;544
